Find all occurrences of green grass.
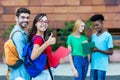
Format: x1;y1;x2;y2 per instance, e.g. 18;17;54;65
114;45;120;50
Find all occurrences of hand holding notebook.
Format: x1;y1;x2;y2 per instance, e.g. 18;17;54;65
52;46;71;68
82;42;95;55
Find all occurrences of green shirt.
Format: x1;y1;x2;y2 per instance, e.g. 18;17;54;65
67;34;88;56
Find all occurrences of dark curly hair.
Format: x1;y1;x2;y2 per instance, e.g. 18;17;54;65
90;14;104;22
16;7;31;17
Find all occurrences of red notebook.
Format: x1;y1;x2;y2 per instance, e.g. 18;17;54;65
52;46;71;68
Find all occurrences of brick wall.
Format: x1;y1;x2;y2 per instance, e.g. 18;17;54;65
0;0;120;55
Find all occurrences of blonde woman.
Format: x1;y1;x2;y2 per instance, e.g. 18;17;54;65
67;19;89;80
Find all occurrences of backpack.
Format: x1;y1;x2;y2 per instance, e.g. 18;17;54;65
22;36;47;77
4;30;23;69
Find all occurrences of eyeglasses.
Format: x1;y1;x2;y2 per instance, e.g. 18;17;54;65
38;20;49;24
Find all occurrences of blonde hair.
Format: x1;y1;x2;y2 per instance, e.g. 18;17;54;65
72;19;84;35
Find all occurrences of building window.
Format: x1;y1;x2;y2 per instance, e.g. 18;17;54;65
108;28;120;35
105;0;118;6
108;28;120;40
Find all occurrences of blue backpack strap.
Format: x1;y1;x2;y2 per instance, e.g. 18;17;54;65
32;35;45;43
30;35;46;55
32;35;47;61
23;35;44;57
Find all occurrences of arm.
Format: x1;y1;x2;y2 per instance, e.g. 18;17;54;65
90;48;113;55
68;45;78;77
31;33;56;60
91;33;113;55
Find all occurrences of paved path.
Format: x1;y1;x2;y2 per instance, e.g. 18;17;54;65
54;62;120;76
0;62;120;80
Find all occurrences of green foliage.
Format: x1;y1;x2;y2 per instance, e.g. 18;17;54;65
56;21;75;48
85;18;93;29
58;21;74;36
58;21;74;41
2;24;15;39
52;42;67;51
0;53;2;58
45;27;53;40
114;45;120;50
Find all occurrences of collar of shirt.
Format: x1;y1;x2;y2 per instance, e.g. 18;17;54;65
14;25;28;43
14;25;27;35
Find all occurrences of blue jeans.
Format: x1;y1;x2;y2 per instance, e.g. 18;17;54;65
90;69;106;80
73;56;89;80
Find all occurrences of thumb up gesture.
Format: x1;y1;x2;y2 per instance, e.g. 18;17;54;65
47;33;56;45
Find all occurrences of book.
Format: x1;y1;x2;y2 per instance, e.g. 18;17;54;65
82;42;95;55
52;46;71;68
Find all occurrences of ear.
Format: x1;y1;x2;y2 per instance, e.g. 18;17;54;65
15;16;18;22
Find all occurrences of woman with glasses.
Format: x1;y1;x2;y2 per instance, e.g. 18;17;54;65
28;13;56;80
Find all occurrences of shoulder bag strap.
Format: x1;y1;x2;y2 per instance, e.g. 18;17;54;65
10;30;24;59
47;59;54;80
11;30;26;44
